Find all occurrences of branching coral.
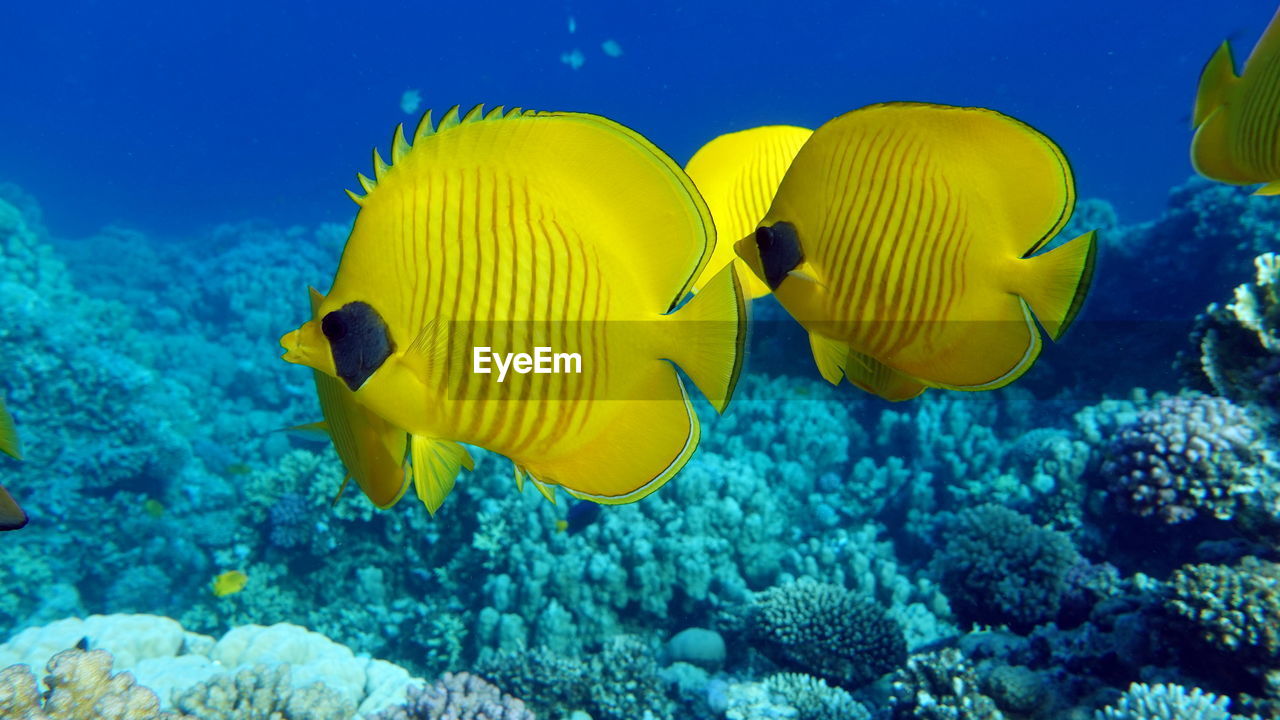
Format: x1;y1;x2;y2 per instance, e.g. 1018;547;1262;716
931;504;1081;631
748;578;906;690
764;672;871;720
886;648;1003;720
1093;682;1233;720
173;663;352;720
1165;556;1280;665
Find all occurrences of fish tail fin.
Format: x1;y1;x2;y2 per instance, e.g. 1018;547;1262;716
808;333;925;401
1017;230;1097;341
665;262;748;413
1193;41;1237;128
0;400;21;461
408;436;474;516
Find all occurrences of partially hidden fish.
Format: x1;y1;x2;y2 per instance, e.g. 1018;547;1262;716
0;398;26;531
686;125;812;298
281;105;747;512
735;102;1096;401
1192;7;1280;193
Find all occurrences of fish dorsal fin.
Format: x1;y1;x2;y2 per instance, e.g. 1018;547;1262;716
1194;41;1238;128
390;124;411;164
349;103;527;204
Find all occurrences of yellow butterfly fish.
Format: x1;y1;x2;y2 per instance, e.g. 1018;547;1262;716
735;102;1096;401
685;125;812;298
1192;7;1280;193
281;105;747;512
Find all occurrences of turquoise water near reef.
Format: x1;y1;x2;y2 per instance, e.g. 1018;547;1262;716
1;2;1279;718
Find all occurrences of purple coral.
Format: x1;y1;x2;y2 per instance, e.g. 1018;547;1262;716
369;672;535;720
1100;394;1265;524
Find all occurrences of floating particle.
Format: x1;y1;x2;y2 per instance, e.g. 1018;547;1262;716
400;89;422;115
560;49;585;70
568;15;576;33
602;39;623;57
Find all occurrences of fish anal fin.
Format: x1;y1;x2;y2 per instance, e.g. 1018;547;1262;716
841;347;927;402
522;371;700;505
409;436;473;516
0;400;21;461
1254;180;1280;195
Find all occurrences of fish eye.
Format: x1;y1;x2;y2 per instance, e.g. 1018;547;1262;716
321;312;348;341
323;302;394;391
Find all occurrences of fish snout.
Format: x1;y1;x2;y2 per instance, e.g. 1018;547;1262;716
279;320;336;376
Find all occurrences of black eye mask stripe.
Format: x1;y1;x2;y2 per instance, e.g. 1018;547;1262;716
756;221;803;290
322;301;394;391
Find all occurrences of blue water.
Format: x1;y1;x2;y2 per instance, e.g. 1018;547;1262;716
4;3;1280;719
0;0;1269;237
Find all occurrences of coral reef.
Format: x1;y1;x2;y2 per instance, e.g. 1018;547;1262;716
1093;682;1233;720
764;672;871;720
174;663;353;720
367;672;534;720
931;504;1082;631
0;646;187;720
747;578;906;690
1184;253;1280;408
886;648;1003;720
1165;557;1280;667
1099;394;1274;524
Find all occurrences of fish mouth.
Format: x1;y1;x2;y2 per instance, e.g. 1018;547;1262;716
279;320;337;377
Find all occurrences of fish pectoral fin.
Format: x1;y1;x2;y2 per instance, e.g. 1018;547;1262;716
408;435;474;516
403;318;452;378
1193;41;1238;128
1254;180;1280;195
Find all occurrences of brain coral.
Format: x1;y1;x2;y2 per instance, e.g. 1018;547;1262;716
931;504;1081;631
1099;394;1271;524
749;578;906;690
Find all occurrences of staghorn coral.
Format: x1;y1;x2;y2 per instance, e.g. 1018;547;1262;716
749;578;906;690
475;644;591;717
1099;394;1274;525
366;672;534;720
1093;682;1233;720
1165;556;1280;666
931;504;1081;631
173;663;353;720
0;646;187;720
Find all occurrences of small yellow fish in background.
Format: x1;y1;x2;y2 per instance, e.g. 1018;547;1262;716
143;498;165;518
212;570;247;597
280;105;747;513
0;397;27;531
223;462;253;476
736;102;1096;401
685;125;813;298
291;288;416;510
1192;7;1280;194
